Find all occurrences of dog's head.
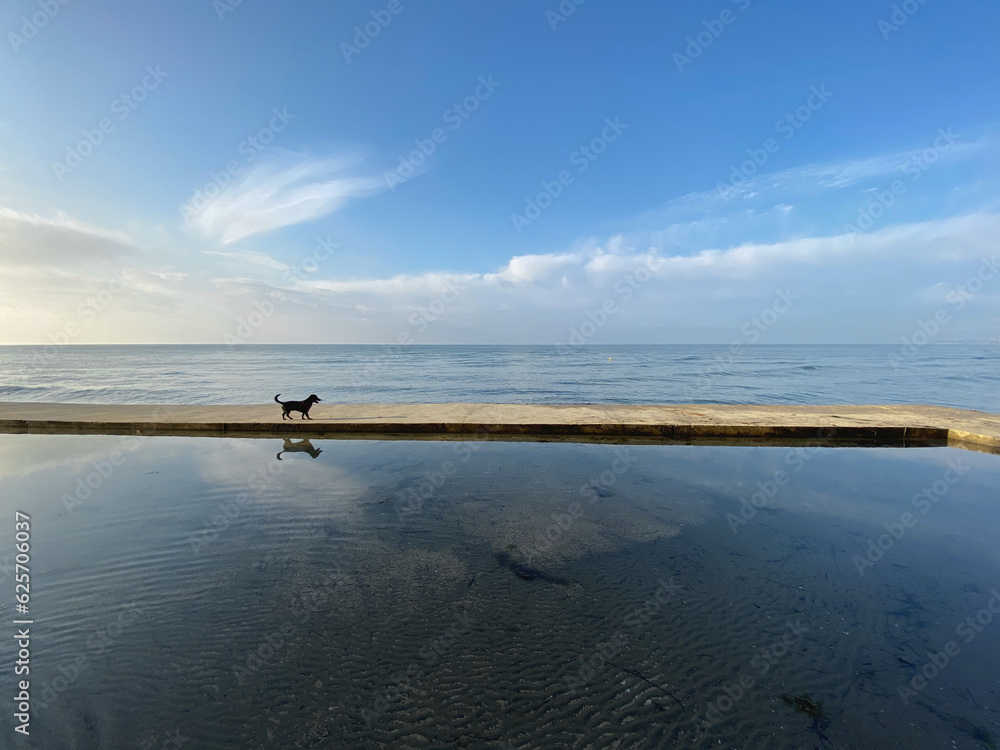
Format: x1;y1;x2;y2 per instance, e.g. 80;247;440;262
306;394;321;404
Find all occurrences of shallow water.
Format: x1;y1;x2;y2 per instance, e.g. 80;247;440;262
1;344;999;412
0;435;998;748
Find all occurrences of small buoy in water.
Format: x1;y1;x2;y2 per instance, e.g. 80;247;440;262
609;357;612;362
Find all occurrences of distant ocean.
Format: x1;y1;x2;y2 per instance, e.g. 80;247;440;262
0;344;997;412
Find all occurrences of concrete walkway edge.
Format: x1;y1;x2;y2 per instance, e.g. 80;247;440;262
0;403;998;453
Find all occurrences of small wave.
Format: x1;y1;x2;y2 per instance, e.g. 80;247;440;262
0;385;53;398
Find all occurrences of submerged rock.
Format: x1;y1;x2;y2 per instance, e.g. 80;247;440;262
494;550;571;585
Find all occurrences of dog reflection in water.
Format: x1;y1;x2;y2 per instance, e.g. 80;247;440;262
276;438;323;460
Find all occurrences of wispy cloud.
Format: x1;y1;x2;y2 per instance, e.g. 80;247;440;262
202;249;289;270
610;136;994;258
620;136;986;243
0;205;136;265
683;136;986;209
182;151;388;245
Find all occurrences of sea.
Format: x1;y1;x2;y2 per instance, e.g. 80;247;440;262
0;343;997;412
2;344;1000;748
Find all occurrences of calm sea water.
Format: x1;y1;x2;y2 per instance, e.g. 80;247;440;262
0;344;998;411
0;435;998;748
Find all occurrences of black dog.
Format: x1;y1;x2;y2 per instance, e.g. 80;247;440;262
274;394;321;420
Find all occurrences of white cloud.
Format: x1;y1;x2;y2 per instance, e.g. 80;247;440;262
202;249;289;271
0;205;136;265
181;151;387;245
485;253;581;285
3;189;999;344
306;272;478;297
291;212;1000;297
149;271;188;281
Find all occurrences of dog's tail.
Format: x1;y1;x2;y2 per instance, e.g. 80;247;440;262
274;394;284;404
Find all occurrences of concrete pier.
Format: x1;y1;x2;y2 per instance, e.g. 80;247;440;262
0;402;998;453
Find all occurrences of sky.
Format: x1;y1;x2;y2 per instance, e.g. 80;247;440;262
1;0;999;345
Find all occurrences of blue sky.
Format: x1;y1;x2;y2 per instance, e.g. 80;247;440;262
1;0;999;344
